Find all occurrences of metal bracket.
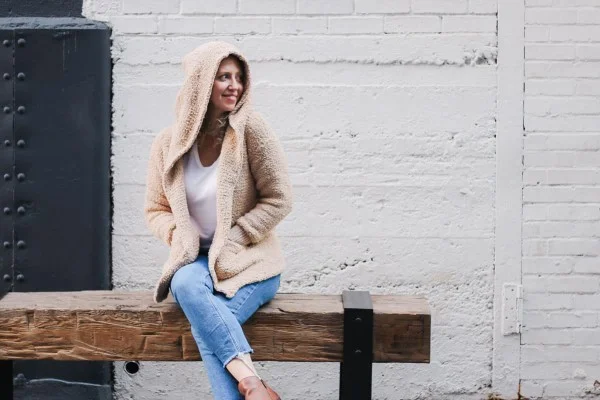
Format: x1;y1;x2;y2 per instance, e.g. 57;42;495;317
502;283;523;335
340;290;373;400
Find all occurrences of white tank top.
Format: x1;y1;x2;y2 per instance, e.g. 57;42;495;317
183;145;219;250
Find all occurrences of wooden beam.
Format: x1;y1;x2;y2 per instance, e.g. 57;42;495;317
0;291;430;363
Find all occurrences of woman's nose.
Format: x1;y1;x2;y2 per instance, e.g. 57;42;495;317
230;80;242;92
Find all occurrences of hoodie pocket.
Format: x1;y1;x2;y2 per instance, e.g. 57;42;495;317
215;239;262;280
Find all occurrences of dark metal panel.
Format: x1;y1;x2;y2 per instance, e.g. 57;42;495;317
0;0;83;18
0;31;15;297
7;26;112;389
12;28;111;292
0;360;13;399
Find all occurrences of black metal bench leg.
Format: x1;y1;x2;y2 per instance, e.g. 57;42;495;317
339;290;373;400
1;361;13;399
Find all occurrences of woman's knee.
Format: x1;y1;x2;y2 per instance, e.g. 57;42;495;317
261;274;281;305
170;257;212;298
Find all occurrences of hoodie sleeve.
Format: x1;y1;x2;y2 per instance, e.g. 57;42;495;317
228;113;293;245
144;131;177;246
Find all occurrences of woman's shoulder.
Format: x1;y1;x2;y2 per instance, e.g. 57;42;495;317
245;111;276;142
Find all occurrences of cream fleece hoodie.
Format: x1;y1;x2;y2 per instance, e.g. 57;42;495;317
144;41;293;303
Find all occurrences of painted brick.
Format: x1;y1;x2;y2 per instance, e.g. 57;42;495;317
573;294;600;309
523;186;600;202
123;0;180;14
524;293;573;310
576;79;600;95
527;96;600;115
523;312;598;328
548;238;600;256
522;362;600;380
523;204;548;221
577;44;600;61
272;17;328;34
522;328;572;345
526;8;578;24
355;0;410;14
523;275;600;293
572;257;600;273
214;17;271;34
527;79;576;95
547;204;600;221
524;221;600;238
543;380;600;398
526;0;553;5
578;8;600;24
115;35;497;66
520;381;544;398
572;329;600;345
91;0;122;15
468;0;497;14
384;16;441;33
412;0;468;14
110;16;158;33
328;17;383;34
522;345;599;362
523;239;548;256
526;114;600;132
442;15;497;32
526;44;575;60
522;257;574;274
158;16;213;34
542;25;600;42
239;0;296;14
524;133;600;151
297;0;353;14
181;0;236;14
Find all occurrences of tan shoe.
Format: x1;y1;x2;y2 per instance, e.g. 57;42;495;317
237;376;281;400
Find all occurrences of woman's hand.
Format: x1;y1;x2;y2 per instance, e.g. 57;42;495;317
215;239;246;280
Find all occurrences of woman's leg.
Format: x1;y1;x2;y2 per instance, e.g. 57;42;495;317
170;255;280;399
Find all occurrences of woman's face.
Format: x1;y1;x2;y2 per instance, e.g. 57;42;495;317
210;56;245;115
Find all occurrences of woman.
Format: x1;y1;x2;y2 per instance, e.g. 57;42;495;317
144;41;293;400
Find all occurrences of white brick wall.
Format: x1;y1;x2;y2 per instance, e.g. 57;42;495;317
77;0;599;399
523;1;600;398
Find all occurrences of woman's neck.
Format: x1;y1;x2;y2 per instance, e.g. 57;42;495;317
204;105;224;128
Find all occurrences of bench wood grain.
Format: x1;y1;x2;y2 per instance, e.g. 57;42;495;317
0;291;430;363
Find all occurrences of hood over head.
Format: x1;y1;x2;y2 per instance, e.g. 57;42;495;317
164;41;253;173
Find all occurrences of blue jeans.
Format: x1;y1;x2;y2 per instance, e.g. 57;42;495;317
170;254;281;400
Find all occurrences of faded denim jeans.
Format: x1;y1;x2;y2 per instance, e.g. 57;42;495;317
170;253;281;400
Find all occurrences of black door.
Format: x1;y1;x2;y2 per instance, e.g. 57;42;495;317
1;23;112;399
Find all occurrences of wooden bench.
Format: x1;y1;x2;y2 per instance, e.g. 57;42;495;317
0;290;430;399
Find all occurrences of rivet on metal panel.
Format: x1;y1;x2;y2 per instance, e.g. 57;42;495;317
17;73;25;81
16;240;26;249
17;173;26;181
3;140;10;147
2;241;10;249
2;207;10;215
17;206;25;215
3;106;10;114
2;40;10;47
3;174;10;181
17;106;25;114
2;73;9;80
16;274;24;282
17;38;26;47
2;274;10;282
16;139;25;148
